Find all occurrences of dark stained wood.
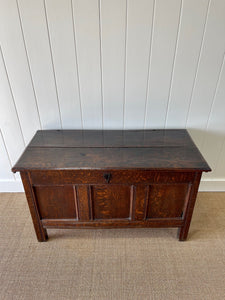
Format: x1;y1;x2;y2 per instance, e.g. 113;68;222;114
133;185;149;221
179;172;202;241
41;218;183;228
20;171;48;242
12;130;211;242
29;129;196;148
29;170;196;185
34;185;77;219
12;146;211;172
91;185;131;219
146;183;190;219
76;185;91;221
12;129;211;173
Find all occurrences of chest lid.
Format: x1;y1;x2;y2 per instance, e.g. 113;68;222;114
12;129;211;172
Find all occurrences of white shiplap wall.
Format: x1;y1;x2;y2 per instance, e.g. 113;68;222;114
0;0;225;192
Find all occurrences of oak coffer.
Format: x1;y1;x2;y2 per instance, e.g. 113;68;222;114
12;129;211;242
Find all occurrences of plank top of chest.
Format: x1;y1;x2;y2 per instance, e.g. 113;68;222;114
12;129;211;172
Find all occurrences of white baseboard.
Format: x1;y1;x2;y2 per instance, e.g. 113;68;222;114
0;179;225;193
199;179;225;192
0;180;24;192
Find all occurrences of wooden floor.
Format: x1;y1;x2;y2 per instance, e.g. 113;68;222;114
0;192;225;300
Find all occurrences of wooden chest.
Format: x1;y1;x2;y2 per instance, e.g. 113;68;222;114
12;129;211;241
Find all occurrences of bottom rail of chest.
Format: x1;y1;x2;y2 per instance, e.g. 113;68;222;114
42;218;183;228
20;171;202;242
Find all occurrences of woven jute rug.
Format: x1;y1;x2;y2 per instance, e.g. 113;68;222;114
0;192;224;300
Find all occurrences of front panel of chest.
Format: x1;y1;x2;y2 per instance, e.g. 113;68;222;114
29;170;195;223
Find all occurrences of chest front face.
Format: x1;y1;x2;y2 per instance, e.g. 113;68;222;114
26;169;196;226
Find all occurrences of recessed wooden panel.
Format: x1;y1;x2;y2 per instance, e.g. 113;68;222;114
91;185;131;219
147;184;189;219
34;185;77;219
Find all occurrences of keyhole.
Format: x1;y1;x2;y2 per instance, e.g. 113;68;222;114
104;173;111;183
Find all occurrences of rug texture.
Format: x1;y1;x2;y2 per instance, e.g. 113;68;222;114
0;192;224;300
